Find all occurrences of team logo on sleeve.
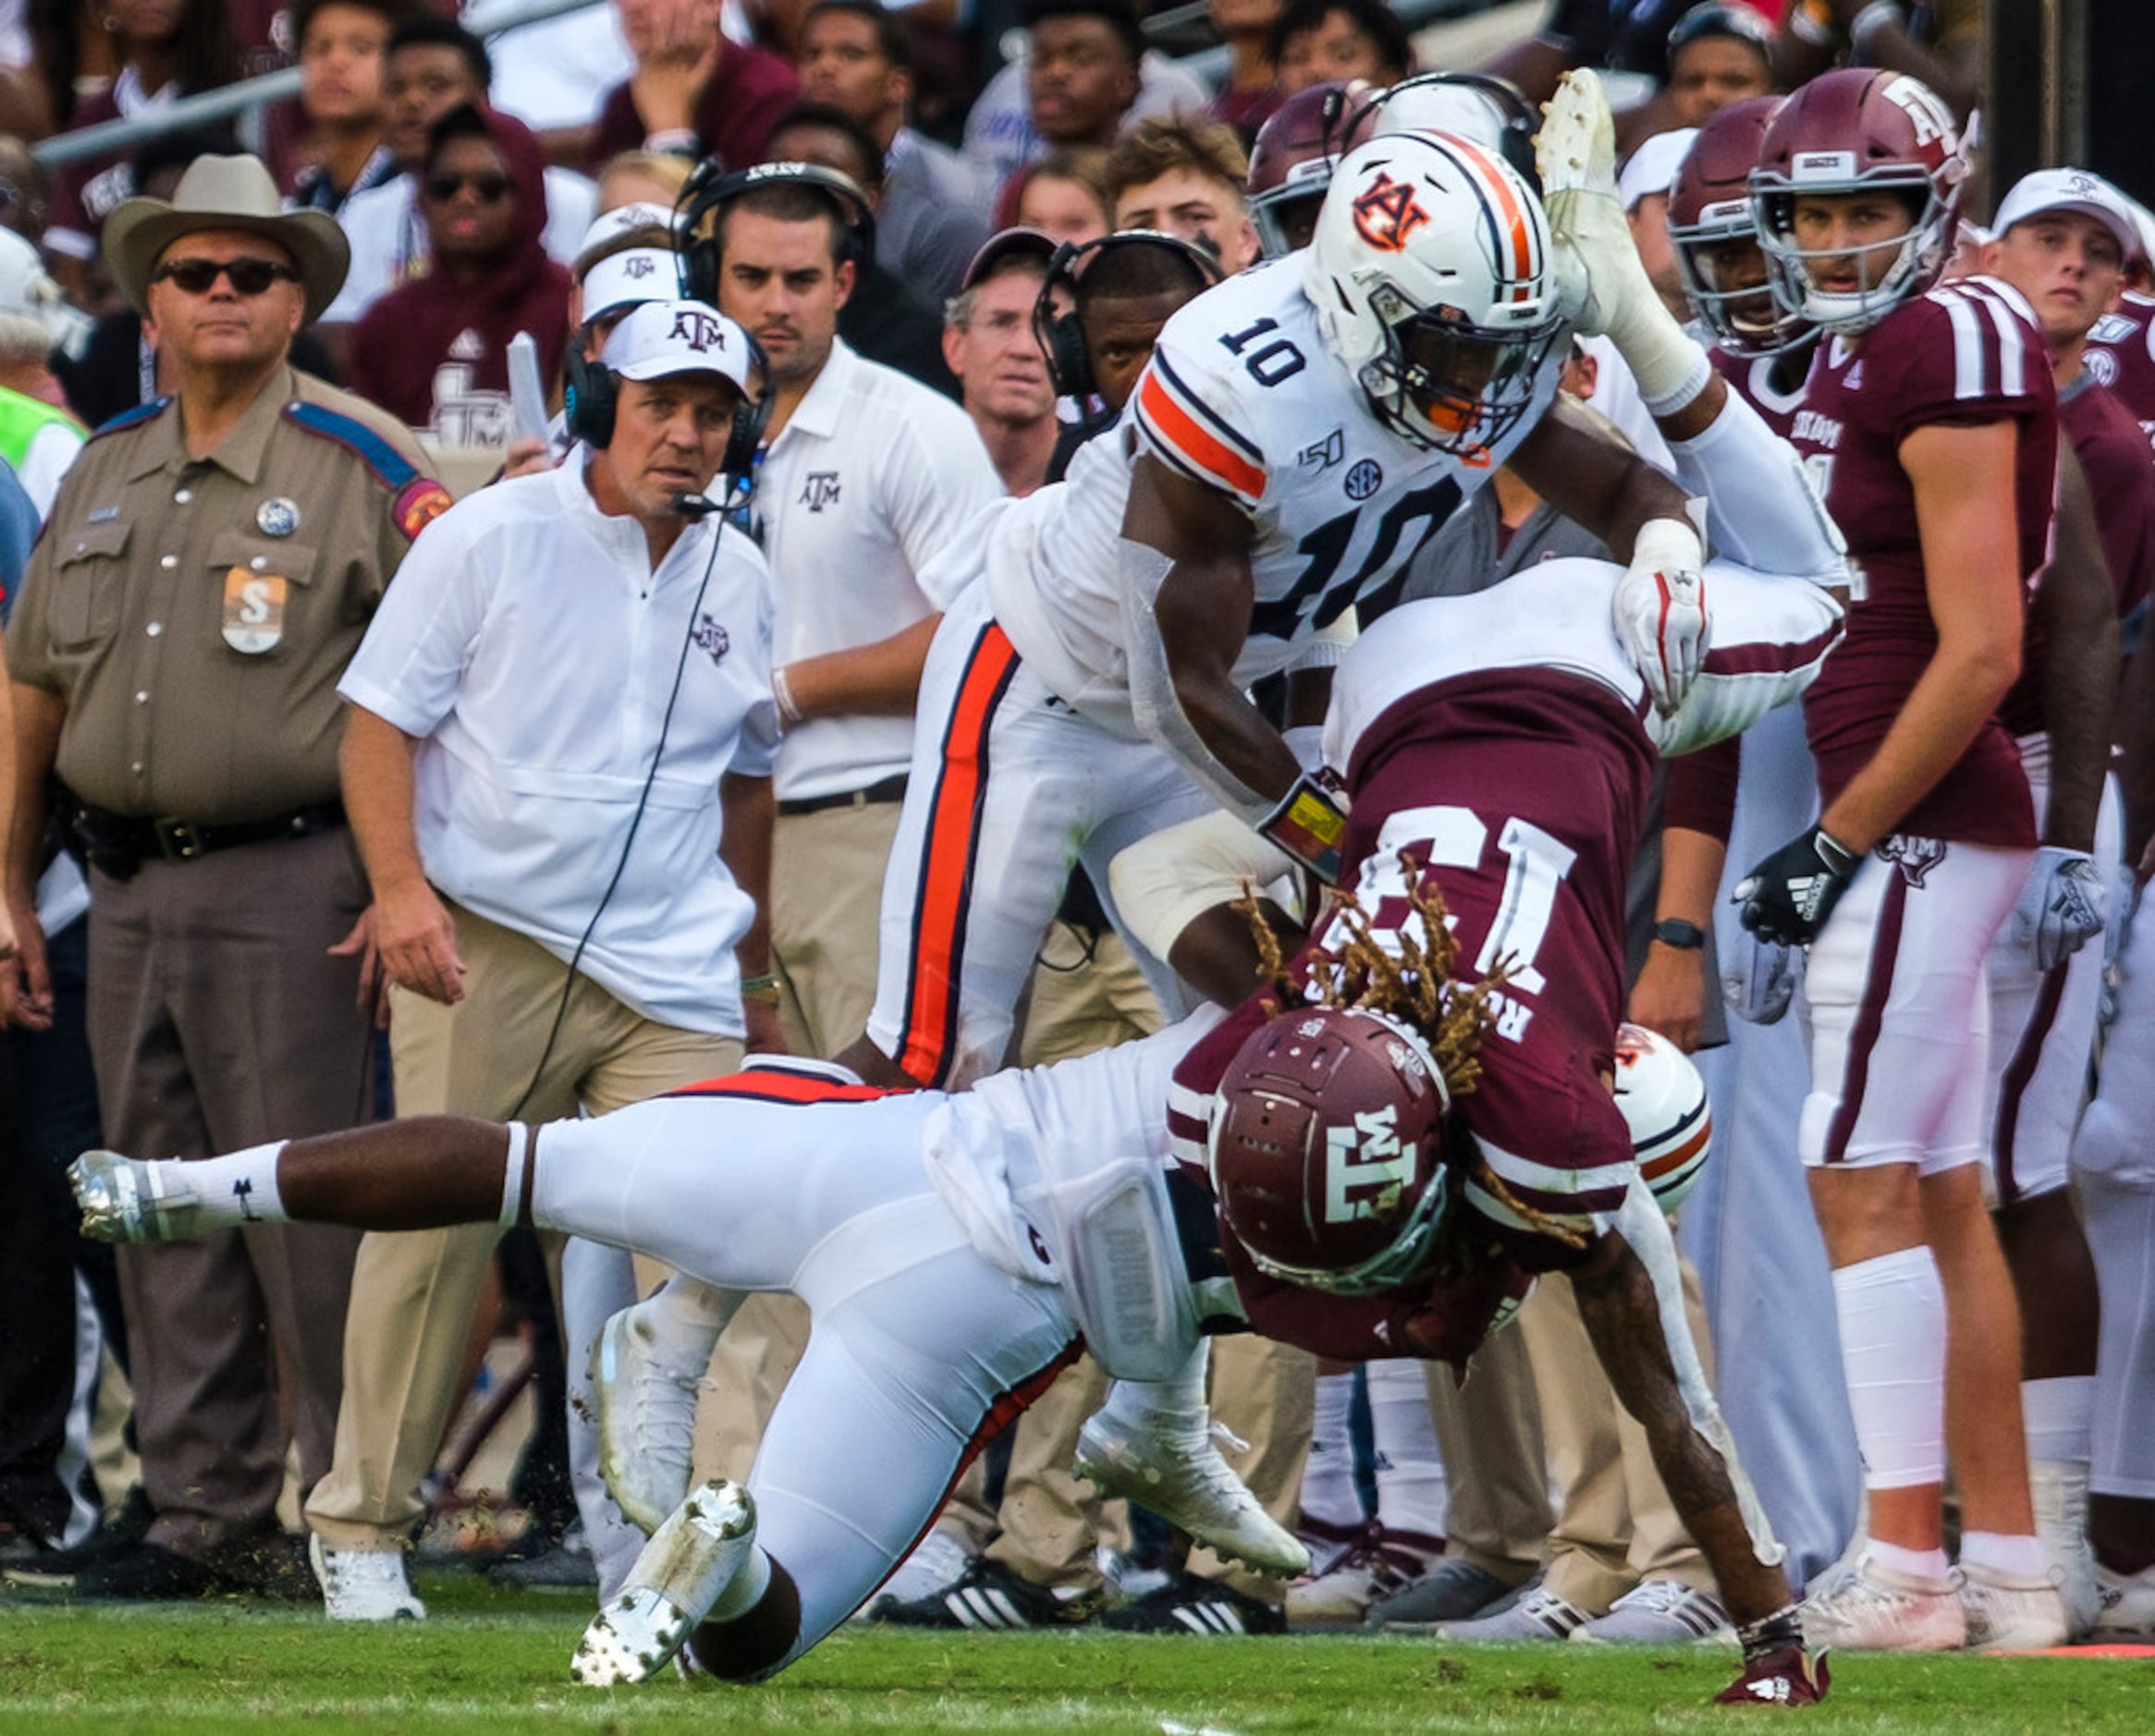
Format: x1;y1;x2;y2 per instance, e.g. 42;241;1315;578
1352;172;1432;253
394;478;454;540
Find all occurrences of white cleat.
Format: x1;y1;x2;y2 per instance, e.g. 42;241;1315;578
1534;68;1657;339
591;1302;702;1537
2092;1561;2155;1642
1801;1556;1965;1653
310;1534;426;1621
1073;1410;1307;1579
2030;1459;2100;1640
571;1480;755;1687
69;1151;202;1243
1956;1562;2070;1650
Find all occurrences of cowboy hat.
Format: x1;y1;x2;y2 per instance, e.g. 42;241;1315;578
104;153;349;322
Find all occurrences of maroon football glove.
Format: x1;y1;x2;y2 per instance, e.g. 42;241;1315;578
1713;1643;1830;1707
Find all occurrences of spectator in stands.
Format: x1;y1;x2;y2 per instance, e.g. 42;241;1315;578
0;230;85;434
998;147;1113;244
288;0;411;214
0;138;48;242
323;17;595;338
43;0;245;308
347;105;572;450
940;227;1058;495
1104;115;1258;275
580;0;799;177
795;0;990;300
1269;0;1412;99
761;108;960;398
1775;0;1982;123
1206;0;1284;138
594;149;692;213
1662;4;1775;128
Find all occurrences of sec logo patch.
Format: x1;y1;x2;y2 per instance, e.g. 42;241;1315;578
1344;458;1383;500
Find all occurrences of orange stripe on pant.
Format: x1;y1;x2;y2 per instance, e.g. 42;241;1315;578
896;621;1024;1086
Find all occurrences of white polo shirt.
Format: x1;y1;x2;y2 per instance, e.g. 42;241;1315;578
338;457;778;1034
752;338;1001;801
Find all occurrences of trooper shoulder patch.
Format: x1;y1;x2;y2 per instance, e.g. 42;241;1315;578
393;478;453;540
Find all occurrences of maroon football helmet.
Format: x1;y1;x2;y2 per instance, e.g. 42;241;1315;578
1207;1007;1453;1296
1246;79;1370;259
1668;95;1812;355
1749;67;1968;336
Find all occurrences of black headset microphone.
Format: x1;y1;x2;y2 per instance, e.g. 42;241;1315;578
507;334;774;1122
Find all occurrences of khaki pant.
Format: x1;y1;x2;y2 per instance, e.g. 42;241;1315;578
1426;1251;1718;1610
88;831;371;1559
305;902;741;1551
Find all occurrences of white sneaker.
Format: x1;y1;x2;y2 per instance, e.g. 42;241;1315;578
2030;1459;2100;1640
1533;68;1657;339
69;1152;200;1243
1284;1529;1439;1630
2093;1561;2155;1642
1800;1556;1965;1652
1573;1580;1734;1645
572;1480;756;1686
1956;1562;2069;1650
1073;1410;1307;1578
1439;1584;1593;1642
310;1534;425;1621
591;1302;704;1537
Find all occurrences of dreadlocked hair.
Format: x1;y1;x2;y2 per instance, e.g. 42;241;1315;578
1236;849;1500;1104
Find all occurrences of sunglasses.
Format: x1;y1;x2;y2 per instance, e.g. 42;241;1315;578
152;256;301;295
424;171;514;204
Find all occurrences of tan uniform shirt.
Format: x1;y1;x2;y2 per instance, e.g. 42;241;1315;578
6;365;445;824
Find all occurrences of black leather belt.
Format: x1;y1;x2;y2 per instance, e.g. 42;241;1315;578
777;774;909;818
67;797;346;881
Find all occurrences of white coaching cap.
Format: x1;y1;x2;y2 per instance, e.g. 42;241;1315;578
601;300;757;393
1992;167;2144;264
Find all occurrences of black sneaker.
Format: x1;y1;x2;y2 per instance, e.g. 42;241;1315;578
488;1521;597;1590
71;1542;227;1601
2;1487;153;1589
875;1558;1100;1630
1101;1572;1285;1635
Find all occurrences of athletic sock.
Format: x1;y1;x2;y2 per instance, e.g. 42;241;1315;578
1867;1539;1950;1584
1297;1370;1363;1532
1098;1339;1210;1430
706;1543;772;1623
2024;1375;2096;1465
1960;1531;2048;1580
178;1143;288;1228
1366;1360;1446;1541
639;1273;736;1371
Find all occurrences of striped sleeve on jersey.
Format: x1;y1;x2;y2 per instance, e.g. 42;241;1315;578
1133;351;1268;507
1165;1076;1212;1177
1464;1133;1636;1241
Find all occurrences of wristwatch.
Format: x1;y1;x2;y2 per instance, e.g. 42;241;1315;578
1653;918;1707;951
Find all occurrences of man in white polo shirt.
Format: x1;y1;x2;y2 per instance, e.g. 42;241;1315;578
302;299;780;1620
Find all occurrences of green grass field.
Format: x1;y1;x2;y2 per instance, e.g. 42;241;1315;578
3;1573;2149;1734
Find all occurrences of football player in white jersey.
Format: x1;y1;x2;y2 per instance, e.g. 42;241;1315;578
68;524;1843;1703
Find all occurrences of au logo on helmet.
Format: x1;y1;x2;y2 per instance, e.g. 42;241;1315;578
1352;170;1432;253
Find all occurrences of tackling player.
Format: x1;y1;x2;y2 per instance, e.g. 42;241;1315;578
69;533;1843;1705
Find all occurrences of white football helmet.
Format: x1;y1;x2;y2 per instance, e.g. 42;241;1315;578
1611;1023;1713;1214
1305;130;1565;454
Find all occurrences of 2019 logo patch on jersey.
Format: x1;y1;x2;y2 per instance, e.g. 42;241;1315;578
1352;172;1432;253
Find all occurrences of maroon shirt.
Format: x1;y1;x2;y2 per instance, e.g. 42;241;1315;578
1164;667;1658;1366
1787;279;2056;848
2081;290;2155;462
583;41;799;176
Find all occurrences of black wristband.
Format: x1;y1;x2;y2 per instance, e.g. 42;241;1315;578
1652;918;1706;950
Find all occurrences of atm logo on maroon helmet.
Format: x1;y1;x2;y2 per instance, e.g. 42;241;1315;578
1352;171;1432;253
1322;1104;1415;1224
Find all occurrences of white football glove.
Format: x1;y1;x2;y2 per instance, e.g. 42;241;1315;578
1615;517;1709;714
1721;926;1804;1026
2012;846;2110;972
